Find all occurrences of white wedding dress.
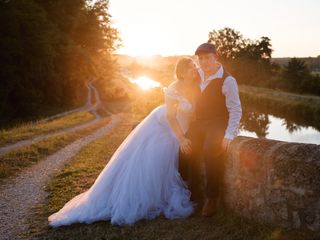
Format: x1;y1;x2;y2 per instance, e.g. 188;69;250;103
48;83;194;227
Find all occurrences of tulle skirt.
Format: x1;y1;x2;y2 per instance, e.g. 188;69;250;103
48;105;194;227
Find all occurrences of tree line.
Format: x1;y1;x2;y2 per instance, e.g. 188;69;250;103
208;27;320;95
0;0;119;126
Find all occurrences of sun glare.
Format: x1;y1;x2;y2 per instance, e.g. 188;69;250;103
129;76;162;90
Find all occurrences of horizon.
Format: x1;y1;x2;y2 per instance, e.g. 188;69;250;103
114;53;320;59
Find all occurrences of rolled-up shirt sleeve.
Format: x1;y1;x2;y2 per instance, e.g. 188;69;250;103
222;76;242;140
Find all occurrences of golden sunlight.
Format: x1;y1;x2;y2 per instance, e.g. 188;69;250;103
129;76;162;90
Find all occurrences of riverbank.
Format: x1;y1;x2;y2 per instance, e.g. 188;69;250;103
239;85;320;105
239;85;320;131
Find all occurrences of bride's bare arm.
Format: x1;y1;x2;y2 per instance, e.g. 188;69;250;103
166;98;191;154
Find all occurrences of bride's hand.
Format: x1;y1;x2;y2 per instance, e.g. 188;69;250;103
179;137;192;155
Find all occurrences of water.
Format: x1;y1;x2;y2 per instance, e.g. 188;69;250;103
239;114;320;144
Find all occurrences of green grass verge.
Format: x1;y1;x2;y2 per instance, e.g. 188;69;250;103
0;111;96;147
26;118;316;240
239;85;320;105
0;117;110;183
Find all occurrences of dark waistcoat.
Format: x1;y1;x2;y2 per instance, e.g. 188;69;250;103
195;70;230;129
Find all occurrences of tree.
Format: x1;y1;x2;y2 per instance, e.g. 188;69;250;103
208;28;245;61
283;58;310;91
208;27;273;86
0;0;119;126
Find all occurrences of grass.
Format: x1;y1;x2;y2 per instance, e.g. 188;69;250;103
239;85;320;104
0;117;111;183
0;111;96;147
25;117;317;240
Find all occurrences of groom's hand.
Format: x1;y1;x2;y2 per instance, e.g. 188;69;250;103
221;138;232;152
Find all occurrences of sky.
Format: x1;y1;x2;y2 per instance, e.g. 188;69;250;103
108;0;320;57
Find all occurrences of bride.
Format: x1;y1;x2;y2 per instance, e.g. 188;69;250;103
48;57;199;227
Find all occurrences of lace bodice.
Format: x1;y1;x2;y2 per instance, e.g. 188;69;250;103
163;83;194;133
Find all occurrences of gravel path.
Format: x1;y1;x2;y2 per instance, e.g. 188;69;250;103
0;114;120;240
0;82;103;156
36;81;97;122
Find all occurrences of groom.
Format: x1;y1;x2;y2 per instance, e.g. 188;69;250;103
179;42;242;216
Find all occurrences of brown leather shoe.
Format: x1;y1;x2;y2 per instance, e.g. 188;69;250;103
201;198;217;217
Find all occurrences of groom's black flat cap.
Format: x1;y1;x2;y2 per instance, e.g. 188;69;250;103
195;43;216;55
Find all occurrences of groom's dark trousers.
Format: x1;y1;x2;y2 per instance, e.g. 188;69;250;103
179;71;230;204
180;121;226;203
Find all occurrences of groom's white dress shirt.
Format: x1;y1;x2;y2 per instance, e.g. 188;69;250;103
198;64;242;141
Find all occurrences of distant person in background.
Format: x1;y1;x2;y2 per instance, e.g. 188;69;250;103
179;42;242;216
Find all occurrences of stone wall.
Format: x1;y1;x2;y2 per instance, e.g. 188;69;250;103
225;136;320;231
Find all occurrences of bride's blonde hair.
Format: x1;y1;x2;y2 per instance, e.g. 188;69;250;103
175;57;193;82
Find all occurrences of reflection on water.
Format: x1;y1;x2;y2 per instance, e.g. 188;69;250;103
240;110;320;144
129;76;162;90
240;111;270;138
240;93;320;144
